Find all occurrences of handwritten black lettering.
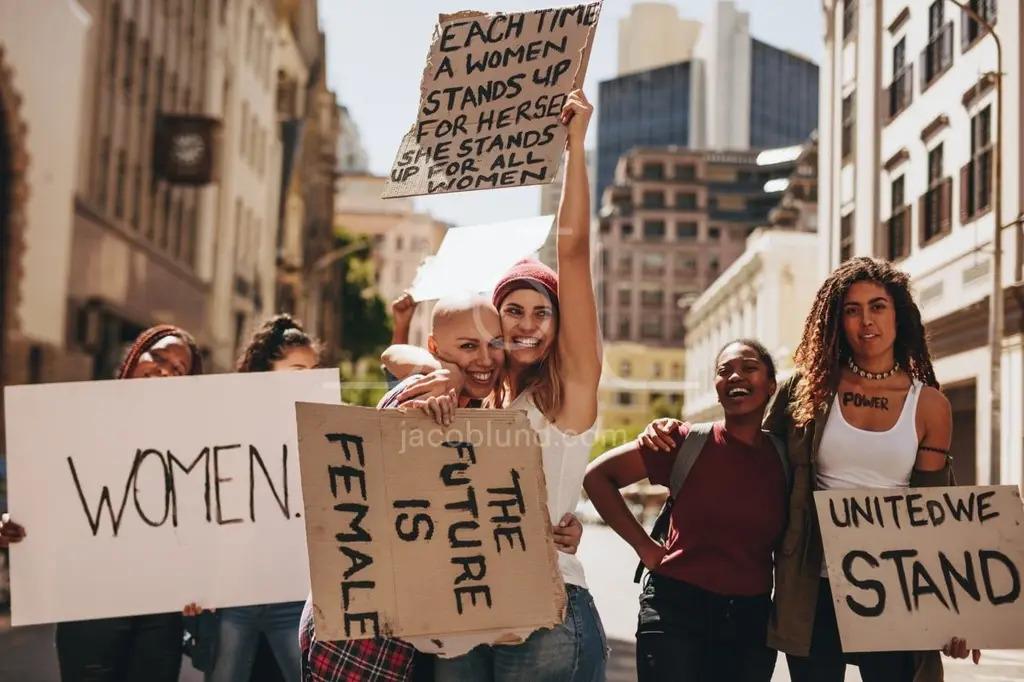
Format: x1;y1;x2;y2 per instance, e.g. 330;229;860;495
487;469;527;553
168;448;211;524
394;499;435;542
213;445;243;525
938;551;980;613
841;392;889;410
249;445;290;521
843;550;885;617
134;449;171;527
826;492;999;530
454;585;493;614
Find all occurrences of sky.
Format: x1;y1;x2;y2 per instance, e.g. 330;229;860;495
317;0;824;227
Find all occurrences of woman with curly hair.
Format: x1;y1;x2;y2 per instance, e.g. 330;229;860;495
760;257;976;681
191;315;319;682
640;257;982;681
1;325;203;682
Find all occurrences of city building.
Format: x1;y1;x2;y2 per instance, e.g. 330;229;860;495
818;0;1017;485
597;146;798;347
204;0;285;371
598;342;689;430
274;0;346;363
67;0;225;379
337;104;369;174
682;228;819;422
595;1;819;211
0;0;92;440
334;173;447;348
617;3;701;76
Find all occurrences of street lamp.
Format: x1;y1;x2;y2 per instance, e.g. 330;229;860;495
945;0;1003;483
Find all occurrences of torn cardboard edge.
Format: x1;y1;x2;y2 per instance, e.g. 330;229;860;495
381;2;604;200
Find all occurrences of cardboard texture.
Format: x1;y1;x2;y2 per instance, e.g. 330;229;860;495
383;2;602;199
296;402;565;644
815;485;1024;652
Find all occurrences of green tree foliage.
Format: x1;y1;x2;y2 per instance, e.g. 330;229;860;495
333;228;392;362
650;395;684;420
589;422;647;461
339;361;390;407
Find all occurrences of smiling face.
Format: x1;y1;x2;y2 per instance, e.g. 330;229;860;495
498;288;557;366
130;335;194;379
715;342;776;418
270;345;319;372
429;305;505;400
841;280;897;364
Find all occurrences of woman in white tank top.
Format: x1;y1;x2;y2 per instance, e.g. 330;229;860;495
766;258;980;682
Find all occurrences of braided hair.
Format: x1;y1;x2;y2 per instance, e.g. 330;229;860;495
118;325;204;379
235;314;321;373
791;257;938;426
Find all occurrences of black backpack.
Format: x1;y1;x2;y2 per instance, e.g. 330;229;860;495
633;422;791;583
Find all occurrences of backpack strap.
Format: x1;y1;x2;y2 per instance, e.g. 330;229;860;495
632;422;714;584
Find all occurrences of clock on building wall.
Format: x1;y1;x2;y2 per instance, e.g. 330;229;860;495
153;114;222;186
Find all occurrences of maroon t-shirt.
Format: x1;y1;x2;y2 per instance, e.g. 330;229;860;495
639;421;787;597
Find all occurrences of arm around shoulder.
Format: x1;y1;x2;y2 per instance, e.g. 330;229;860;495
763;373;798;437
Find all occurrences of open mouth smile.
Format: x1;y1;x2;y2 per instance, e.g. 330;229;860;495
467;370;494;383
726;387;751;398
511;336;542;349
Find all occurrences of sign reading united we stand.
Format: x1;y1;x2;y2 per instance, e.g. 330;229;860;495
3;369;341;626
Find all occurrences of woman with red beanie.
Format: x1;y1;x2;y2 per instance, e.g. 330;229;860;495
0;324;203;682
383;89;607;682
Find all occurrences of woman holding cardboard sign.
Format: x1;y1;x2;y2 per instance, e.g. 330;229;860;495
386;89;607;682
642;257;981;681
585;339;788;682
1;325;204;682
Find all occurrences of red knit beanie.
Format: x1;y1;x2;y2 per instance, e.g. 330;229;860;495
492;258;559;309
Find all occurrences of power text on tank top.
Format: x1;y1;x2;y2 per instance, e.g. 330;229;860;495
816;379;923;575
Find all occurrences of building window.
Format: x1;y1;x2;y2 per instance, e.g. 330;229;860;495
616;392;634;406
676;222;698;239
675;193;697;210
619;360;632;377
708;227;721;240
114;150;127;218
617;285;632;306
885;175;910;261
640;289;665;308
186;205;198;268
96;136;111;205
921;2;954;90
148;183;161;241
840;212;854;261
842;0;856;39
641;252;666;276
643;220;666;240
642;191;665;209
962;0;998;51
921;143;952;245
617;252;633;275
617;316;630;339
620;222;634;238
162;189;175;250
123;21;135;95
640;314;663;340
676;254;697;272
641;162;664;180
139;40;151;106
961;105;993;223
708;257;720;273
886;38;913;122
131;163;142;229
674;164;696;181
841;93;855;163
108;4;121;79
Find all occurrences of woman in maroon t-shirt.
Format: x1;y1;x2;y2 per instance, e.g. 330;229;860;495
583;339;787;682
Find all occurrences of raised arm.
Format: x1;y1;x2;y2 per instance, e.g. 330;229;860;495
381;344;442;380
555;90;602;428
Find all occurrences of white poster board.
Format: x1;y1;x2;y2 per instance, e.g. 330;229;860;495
409;215;554;301
3;369;341;626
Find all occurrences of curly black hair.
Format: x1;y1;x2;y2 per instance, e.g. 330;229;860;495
791;257;938;426
235;314;321;373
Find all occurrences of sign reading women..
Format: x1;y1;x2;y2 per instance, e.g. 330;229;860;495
3;369;341;626
295;403;564;646
383;2;602;198
815;485;1024;652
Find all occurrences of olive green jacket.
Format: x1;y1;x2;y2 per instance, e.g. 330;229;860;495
764;373;954;682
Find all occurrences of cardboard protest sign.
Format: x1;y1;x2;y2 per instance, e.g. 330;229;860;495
383;2;602;198
815;485;1024;652
409;215;554;301
295;402;564;645
3;369;341;626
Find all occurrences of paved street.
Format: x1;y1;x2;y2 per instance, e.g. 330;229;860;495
1;524;1022;681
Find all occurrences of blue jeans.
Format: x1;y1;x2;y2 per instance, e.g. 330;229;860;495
434;585;608;682
205;601;305;682
55;613;183;682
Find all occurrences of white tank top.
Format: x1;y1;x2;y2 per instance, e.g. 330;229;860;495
817;379;923;492
817;380;923;576
404;392;594;658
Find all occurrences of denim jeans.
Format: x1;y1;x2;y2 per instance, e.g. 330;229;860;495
635;574;777;682
55;613;184;682
205;601;305;682
433;585;608;682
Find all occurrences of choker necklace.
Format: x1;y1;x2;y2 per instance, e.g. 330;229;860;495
847;357;899;380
